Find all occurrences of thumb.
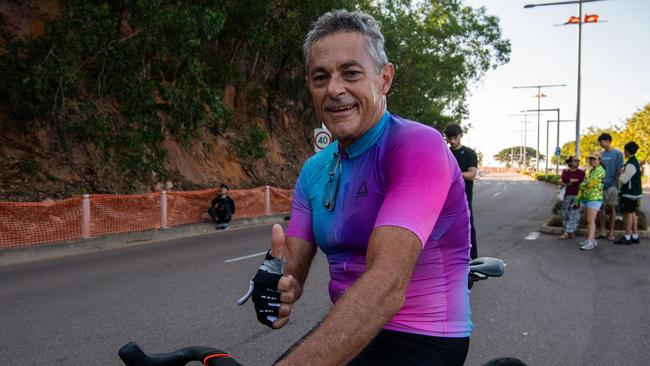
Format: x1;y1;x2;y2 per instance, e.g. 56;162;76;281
270;224;285;258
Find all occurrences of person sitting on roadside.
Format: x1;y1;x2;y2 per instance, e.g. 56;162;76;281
575;152;605;251
208;184;236;230
614;141;642;245
558;156;585;240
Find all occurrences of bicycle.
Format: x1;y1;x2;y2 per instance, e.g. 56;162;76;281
118;257;505;366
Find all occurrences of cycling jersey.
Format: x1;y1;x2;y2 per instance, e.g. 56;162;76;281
286;112;473;337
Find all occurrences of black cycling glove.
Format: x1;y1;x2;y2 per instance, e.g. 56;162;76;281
237;251;285;328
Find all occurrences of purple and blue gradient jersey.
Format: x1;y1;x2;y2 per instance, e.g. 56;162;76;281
286;112;473;337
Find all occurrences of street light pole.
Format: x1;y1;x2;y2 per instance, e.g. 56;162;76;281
546;119;575;176
513;84;566;171
509;112;536;170
524;0;607;158
576;1;583;157
527;108;561;175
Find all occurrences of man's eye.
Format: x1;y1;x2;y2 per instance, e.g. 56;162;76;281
345;71;361;78
313;74;328;82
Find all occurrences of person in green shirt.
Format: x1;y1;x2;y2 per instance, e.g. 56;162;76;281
576;151;605;251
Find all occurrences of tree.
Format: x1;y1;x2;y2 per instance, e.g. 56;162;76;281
370;0;510;129
0;0;511;194
556;126;620;165
618;103;649;163
493;146;544;167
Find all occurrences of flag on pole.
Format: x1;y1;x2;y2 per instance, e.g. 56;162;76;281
565;16;581;24
584;14;599;23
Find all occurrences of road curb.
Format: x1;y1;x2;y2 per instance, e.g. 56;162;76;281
0;213;289;267
540;223;649;238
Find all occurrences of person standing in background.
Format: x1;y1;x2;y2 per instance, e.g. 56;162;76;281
576;152;606;251
614;141;642;245
558;156;585;240
444;124;479;259
597;133;624;241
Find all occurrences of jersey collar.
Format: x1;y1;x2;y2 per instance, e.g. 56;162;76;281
338;111;390;159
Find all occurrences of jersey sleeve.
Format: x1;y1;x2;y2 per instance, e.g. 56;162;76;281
286;161;315;244
374;126;454;247
466;148;478;168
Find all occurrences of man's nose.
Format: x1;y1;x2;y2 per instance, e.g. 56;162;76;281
326;74;346;98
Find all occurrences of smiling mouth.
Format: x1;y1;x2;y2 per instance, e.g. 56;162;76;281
326;103;357;112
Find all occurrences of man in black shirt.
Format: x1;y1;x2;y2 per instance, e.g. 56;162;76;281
444;124;478;259
208;184;236;230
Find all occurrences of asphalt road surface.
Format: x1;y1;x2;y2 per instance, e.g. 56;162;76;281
1;173;648;365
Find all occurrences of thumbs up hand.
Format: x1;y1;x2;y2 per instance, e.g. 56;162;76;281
238;224;300;329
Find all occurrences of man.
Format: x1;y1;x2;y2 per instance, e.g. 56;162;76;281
444;124;479;259
614;141;642;245
241;10;472;365
207;184;235;230
597;133;624;240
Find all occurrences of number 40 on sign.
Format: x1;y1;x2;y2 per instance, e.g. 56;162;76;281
313;128;332;153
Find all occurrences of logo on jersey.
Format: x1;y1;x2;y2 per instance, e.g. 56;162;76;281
356;182;368;198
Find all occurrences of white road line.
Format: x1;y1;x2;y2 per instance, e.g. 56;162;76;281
494;192;501;196
525;232;541;240
225;251;267;263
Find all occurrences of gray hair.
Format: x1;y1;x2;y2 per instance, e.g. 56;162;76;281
303;10;388;73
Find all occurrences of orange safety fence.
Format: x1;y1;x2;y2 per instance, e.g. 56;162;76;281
91;193;162;238
0;186;293;249
0;197;83;248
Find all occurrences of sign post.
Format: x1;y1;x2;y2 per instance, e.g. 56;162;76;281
313;127;332;153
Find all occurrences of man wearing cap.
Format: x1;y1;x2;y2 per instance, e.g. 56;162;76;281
576;151;606;251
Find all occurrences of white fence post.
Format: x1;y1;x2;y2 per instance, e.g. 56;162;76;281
81;194;91;239
265;186;271;215
160;190;168;229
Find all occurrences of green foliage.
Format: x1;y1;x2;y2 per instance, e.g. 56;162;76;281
535;173;560;185
558;112;650;167
557;103;649;166
0;1;227;179
233;123;269;161
0;0;510;189
618;103;649;163
556;126;619;166
493;146;544;167
372;0;511;129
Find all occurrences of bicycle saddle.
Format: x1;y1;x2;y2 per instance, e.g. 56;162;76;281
469;257;505;278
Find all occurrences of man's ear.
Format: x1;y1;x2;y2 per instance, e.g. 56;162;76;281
380;63;395;95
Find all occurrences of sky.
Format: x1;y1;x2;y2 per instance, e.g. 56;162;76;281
462;0;650;166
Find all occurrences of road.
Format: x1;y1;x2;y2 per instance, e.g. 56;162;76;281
1;173;649;365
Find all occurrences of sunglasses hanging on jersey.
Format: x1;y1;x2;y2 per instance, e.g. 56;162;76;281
322;152;342;211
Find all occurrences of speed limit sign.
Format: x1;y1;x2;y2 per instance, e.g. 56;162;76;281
313;128;332;152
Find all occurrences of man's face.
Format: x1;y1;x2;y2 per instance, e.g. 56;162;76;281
220;187;228;196
307;32;394;148
446;134;462;149
598;139;610;150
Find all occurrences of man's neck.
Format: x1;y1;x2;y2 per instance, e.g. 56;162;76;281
451;144;464;151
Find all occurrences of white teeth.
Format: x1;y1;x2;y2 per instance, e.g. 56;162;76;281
329;105;355;112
